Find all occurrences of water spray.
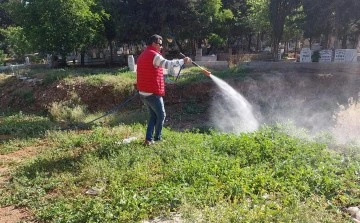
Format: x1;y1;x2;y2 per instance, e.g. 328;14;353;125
179;52;212;76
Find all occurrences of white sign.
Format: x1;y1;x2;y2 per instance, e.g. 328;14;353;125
345;49;358;63
319;50;332;63
334;49;357;63
127;55;135;72
334;49;346;62
300;48;312;63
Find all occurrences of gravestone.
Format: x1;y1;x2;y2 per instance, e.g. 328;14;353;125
195;48;202;61
334;49;357;63
25;57;30;65
334;49;346;63
344;49;358;63
127;55;135;71
319;50;332;63
300;48;312;62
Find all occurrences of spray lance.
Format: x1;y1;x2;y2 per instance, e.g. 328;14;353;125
179;52;212;77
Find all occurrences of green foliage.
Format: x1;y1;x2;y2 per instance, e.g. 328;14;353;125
0;26;32;59
0;120;359;222
38;67;136;86
13;88;34;104
0;112;53;139
6;0;106;56
184;100;207;114
312;50;320;62
247;0;271;34
207;33;225;52
48;92;87;123
0;50;6;65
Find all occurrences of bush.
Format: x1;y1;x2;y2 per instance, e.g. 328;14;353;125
48;92;87;123
311;50;320;62
0;50;6;65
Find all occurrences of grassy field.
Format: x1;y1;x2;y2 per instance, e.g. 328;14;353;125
0;67;359;222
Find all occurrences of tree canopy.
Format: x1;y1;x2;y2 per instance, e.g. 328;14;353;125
6;0;106;58
1;0;360;61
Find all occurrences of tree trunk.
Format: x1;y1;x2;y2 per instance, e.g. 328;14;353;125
81;52;85;66
341;33;347;49
109;41;114;65
60;54;67;67
175;39;183;53
273;38;279;61
248;34;252;52
294;38;298;59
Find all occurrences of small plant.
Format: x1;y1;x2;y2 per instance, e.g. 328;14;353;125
311;50;320;62
14;88;34;103
0;50;6;65
184;100;206;114
48;91;87;123
0;111;53;139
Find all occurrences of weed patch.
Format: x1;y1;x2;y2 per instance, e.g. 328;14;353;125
1;122;359;222
48;92;87;124
0;112;53;139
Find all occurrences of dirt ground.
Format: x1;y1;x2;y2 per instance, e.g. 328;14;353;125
1;62;360;222
0;147;41;222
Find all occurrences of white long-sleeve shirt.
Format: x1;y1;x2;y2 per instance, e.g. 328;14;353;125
153;54;184;69
139;54;184;96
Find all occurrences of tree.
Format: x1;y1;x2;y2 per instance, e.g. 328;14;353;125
0;0;14;53
110;0;232;54
0;0;12;28
247;0;271;51
0;26;31;59
269;0;301;60
301;0;360;49
94;0;118;64
6;0;106;66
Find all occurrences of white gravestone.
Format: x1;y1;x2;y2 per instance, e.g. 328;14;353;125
127;55;135;72
334;49;357;63
334;49;346;63
344;49;358;63
300;48;312;62
319;50;332;63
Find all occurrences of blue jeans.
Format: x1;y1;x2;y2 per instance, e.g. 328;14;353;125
140;94;166;141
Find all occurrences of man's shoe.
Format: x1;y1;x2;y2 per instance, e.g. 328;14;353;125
144;140;154;145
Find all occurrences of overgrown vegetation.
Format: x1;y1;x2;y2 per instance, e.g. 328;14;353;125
48;92;87;123
0;67;359;222
0;121;359;222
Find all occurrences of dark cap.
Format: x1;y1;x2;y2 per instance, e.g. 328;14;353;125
146;34;163;46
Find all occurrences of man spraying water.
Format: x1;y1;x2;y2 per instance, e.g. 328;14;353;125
180;52;259;133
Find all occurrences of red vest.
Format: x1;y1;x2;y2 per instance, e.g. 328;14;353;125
136;46;165;96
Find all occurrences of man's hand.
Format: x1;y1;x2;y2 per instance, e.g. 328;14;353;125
183;57;192;64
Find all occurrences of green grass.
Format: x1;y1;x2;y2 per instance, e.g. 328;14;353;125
0;117;359;222
0;112;54;138
0;66;359;222
167;66;249;85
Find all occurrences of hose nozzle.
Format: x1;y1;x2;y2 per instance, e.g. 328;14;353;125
179;52;211;77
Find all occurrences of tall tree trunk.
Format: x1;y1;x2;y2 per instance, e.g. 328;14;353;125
341;33;347;49
60;54;67;67
248;34;252;51
109;41;114;65
294;38;298;59
273;38;280;61
175;39;183;53
81;52;85;66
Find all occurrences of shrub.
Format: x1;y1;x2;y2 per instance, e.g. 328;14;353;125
48;92;87;123
0;50;6;65
311;50;320;62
